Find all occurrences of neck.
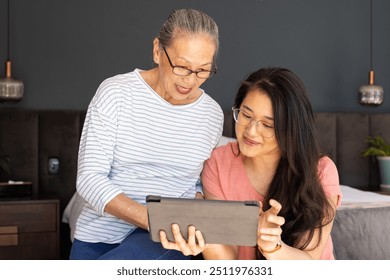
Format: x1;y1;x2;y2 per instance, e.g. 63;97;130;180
242;154;280;196
141;68;199;105
243;153;280;172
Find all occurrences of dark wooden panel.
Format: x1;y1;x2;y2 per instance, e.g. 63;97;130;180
315;113;337;163
38;110;82;213
0;232;58;260
0;109;39;194
0;198;59;260
336;113;370;190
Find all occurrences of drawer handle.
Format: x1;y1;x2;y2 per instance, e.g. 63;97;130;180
0;226;18;246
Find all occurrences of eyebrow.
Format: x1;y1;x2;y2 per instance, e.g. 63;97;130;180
241;104;274;121
174;55;213;67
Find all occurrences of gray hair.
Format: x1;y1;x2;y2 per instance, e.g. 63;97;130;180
157;9;219;62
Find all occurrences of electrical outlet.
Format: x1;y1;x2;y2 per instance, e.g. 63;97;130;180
48;158;60;174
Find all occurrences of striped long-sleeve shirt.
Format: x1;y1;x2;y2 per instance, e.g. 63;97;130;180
74;69;224;243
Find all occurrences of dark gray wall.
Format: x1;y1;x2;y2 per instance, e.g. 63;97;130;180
0;0;389;113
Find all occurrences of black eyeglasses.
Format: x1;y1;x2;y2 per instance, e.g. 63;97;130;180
162;47;217;79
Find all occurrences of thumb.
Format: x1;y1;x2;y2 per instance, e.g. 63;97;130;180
258;201;263;216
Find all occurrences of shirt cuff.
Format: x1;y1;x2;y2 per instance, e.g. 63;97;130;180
195;178;203;195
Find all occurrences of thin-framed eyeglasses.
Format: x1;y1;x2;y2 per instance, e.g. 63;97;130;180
162;47;217;79
232;107;275;138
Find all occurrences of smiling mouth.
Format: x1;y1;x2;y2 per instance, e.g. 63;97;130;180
244;136;260;146
176;85;192;95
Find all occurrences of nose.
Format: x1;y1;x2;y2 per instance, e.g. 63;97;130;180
245;120;259;135
183;72;198;84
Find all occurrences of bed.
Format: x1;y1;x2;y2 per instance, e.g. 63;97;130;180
332;186;390;259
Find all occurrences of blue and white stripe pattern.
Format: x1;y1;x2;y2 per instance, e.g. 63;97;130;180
74;69;223;243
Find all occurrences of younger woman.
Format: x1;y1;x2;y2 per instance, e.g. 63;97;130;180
161;67;342;260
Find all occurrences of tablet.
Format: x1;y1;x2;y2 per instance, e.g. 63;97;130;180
146;195;260;246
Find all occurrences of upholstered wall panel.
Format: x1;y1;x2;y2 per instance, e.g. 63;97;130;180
369;114;390;143
315;113;337;163
79;111;87;137
368;114;390;189
37;110;84;259
0;110;39;193
38;111;83;213
337;113;370;190
223;110;235;138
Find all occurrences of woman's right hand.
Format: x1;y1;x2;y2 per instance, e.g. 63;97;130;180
257;199;285;253
160;224;208;256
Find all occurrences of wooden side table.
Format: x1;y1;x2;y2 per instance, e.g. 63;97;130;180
0;197;60;260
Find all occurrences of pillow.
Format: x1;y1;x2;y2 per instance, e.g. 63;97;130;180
62;192;85;242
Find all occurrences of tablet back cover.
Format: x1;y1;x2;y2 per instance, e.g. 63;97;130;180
146;195;259;246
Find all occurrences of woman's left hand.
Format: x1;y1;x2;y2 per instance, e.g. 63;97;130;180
257;199;285;253
160;224;207;256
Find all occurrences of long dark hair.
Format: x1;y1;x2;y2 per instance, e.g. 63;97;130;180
233;67;334;256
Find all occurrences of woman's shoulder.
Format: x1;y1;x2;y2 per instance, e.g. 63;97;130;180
210;141;239;161
94;71;136;98
204;142;241;180
100;70;138;87
318;155;340;190
318;156;337;171
93;70;141;101
197;93;224;120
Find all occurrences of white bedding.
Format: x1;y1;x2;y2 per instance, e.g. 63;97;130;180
339;185;390;209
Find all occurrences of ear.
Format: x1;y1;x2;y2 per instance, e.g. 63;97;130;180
153;38;161;64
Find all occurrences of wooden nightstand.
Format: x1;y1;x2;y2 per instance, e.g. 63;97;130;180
0;197;60;260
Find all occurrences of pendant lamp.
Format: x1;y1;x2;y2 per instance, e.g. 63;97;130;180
358;0;383;106
0;0;24;102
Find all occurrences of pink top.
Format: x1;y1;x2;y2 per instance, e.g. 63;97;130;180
202;142;342;260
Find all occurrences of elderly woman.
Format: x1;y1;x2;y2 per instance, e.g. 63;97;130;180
70;9;223;260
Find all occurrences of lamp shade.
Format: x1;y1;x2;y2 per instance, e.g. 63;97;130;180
0;61;24;102
358;70;383;106
0;0;24;102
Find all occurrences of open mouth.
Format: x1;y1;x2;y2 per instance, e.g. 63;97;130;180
176;85;192;95
244;136;260;146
